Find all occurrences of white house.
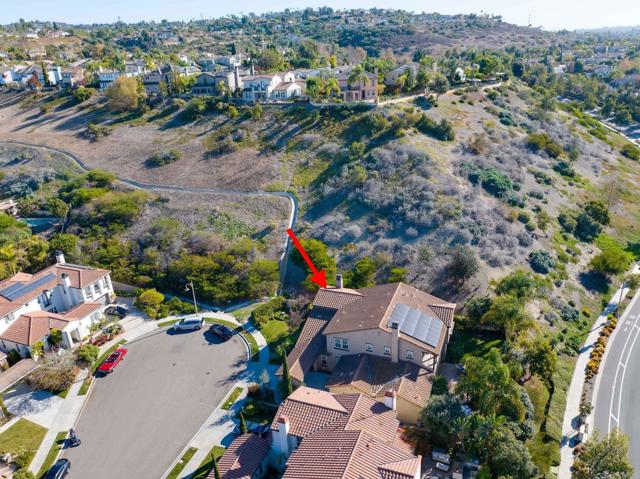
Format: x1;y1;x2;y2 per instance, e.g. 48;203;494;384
271;80;306;100
241;72;295;101
384;63;420;86
0;253;114;357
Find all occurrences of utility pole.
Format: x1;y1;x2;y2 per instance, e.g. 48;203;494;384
185;280;198;314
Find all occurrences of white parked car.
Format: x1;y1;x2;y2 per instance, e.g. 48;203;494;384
172;315;204;331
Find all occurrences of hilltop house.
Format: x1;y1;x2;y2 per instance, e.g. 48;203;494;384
336;69;378;102
241;72;297;101
143;65;174;95
277;276;456;424
210;386;420;479
0;253;114;357
385;62;421;87
60;67;85;89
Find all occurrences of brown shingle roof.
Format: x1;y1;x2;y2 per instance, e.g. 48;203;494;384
327;354;434;408
210;433;270;479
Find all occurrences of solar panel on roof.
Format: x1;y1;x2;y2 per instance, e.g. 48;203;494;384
0;273;56;301
388;303;444;347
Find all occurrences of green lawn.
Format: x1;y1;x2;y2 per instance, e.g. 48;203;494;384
166;446;197;479
221;387;244;410
229;302;263;322
445;329;505;364
37;431;68;478
191;445;226;479
79;339;127;395
204;318;260;362
0;418;48;468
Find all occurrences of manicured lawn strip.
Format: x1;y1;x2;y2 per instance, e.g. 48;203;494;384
230;302;263;322
158;318;180;327
204;318;259;362
222;387;243;410
37;431;68;478
444;328;505;364
192;445;226;479
0;418;47;467
166;446;197;479
79;339;127;396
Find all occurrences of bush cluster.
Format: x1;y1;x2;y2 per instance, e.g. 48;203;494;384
416;115;455;141
145;149;182;168
585;315;617;380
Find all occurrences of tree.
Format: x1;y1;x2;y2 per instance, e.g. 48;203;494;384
135;288;165;319
256;48;286;72
71;86;94;103
290;238;337;291
387;267;407;283
420;393;466;446
239;411;247;434
49;328;62;346
591;248;632;278
212;456;221;479
573;430;633;479
529;250;555;274
46;198;69;218
347;64;367;86
346;257;376;288
457;349;525;420
76;344;99;365
523;337;557;386
494;270;544;300
106;76;145;112
448;246;479;284
280;349;293;397
431;74;449;97
489;427;539;478
481;295;532;341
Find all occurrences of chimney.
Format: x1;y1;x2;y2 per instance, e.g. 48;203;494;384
234;65;241;91
384;390;397;411
55;251;66;264
61;273;71;290
274;415;290;458
336;274;343;289
390;320;399;363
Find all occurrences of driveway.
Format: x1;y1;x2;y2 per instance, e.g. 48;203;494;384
63;327;246;479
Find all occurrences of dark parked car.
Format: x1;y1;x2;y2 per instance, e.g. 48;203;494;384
209;324;234;341
105;305;129;319
45;459;70;479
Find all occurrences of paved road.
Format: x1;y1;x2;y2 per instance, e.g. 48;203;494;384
593;289;640;476
63;327;246;479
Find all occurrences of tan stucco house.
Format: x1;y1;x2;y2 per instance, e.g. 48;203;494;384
277;277;456;424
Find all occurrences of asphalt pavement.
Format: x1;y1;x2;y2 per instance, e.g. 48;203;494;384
62;326;246;479
593;290;640;476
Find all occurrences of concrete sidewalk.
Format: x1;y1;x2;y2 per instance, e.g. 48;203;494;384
558;265;639;479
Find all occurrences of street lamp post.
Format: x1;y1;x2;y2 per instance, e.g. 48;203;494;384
185;281;198;314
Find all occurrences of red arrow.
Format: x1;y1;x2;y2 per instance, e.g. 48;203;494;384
287;228;327;288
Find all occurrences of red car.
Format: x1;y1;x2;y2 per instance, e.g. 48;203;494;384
97;348;128;374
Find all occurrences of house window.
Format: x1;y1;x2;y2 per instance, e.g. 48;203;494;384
365;343;373;352
406;350;414;360
334;337;349;351
384;346;391;355
84;287;92;298
42;290;52;307
320;355;328;367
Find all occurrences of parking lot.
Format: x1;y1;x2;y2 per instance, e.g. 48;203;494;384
63;326;247;479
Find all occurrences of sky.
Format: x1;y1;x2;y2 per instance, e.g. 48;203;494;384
1;0;639;31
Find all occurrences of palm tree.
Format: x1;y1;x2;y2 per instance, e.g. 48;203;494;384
347;64;367;87
325;77;340;97
0;244;21;277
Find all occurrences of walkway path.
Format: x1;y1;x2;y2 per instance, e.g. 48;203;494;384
558;265;639;478
0;140;298;294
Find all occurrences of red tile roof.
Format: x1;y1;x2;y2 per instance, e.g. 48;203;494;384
0;311;70;346
63;302;102;320
210;433;270;479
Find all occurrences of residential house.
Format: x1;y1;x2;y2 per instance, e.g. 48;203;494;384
212;53;249;69
210;386;420;479
175;65;201;77
143;65;174;95
60;67;85;89
26;48;46;60
0;199;18;216
271;80;306;100
98;69;121;91
336;69;378;102
99;62;145;91
385;62;420;87
277;277;456;424
192;68;243;95
0;253;114;357
241;72;295;101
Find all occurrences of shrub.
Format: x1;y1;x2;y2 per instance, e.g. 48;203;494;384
84;123;112;141
560;305;579;322
416;114;455;141
7;350;21;366
71;86;95;103
76;344;99;365
183;97;207;120
251;297;287;327
135;288;165;319
13;469;35;479
145;149;182;168
431;376;449;395
529;250;555;274
590;247;633;278
27;358;77;393
621;144;640;161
